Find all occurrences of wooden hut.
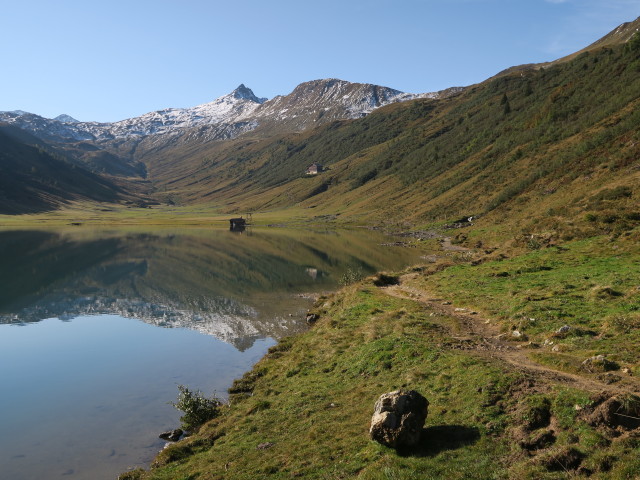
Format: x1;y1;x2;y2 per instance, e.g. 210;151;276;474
306;163;324;175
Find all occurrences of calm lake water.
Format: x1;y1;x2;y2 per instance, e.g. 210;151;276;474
0;227;422;480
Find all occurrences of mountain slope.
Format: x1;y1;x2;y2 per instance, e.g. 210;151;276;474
555;15;640;63
0;125;129;214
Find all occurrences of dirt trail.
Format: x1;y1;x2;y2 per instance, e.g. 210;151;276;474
382;272;640;396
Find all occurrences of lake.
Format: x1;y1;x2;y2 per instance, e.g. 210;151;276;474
0;227;422;479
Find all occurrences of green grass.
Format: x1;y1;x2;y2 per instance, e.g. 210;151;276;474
419;230;640;373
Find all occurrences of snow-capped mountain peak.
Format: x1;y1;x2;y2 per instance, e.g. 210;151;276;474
98;84;267;138
231;84;267;103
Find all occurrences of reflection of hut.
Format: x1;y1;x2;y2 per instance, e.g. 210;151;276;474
306;163;323;175
229;217;246;231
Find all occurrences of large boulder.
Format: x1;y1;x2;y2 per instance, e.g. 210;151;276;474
369;389;429;448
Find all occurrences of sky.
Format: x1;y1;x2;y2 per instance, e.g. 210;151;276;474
1;0;639;122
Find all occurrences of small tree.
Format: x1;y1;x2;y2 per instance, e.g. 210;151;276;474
503;99;512;115
171;385;221;431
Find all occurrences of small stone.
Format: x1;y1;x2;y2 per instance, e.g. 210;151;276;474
442;301;452;305
556;325;572;334
512;330;522;338
257;442;275;450
622;367;633;376
306;313;320;324
551;345;560;352
454;308;467;312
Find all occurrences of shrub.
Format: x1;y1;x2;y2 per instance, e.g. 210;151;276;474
527;238;542;250
339;267;364;286
171;385;222;431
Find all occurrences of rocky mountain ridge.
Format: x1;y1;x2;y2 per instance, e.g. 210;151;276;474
0;80;454;149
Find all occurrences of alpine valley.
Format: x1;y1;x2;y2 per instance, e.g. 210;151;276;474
1;18;638;230
3;15;640;480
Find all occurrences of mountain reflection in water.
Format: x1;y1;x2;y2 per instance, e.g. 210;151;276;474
0;227;419;349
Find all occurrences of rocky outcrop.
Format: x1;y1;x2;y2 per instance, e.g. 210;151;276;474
159;429;183;442
369;390;429;448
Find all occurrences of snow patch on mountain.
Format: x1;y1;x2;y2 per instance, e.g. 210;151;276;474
102;84;267;138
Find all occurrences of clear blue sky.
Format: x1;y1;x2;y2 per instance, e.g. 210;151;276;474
1;0;638;122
